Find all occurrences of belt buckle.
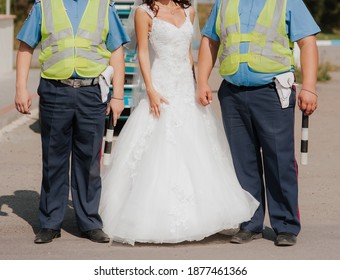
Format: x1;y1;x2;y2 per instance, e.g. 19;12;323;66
72;79;81;88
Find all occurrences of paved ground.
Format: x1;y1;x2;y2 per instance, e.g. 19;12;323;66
0;46;339;261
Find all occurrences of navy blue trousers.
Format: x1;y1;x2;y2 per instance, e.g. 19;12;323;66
218;80;300;235
37;78;107;232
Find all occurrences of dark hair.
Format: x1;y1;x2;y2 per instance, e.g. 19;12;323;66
143;0;191;16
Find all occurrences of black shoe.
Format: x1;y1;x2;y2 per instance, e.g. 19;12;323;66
82;229;110;243
230;229;262;244
275;232;297;246
34;228;61;244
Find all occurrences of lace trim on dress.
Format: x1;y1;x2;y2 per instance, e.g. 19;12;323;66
138;4;155;18
139;4;190;20
126;100;156;180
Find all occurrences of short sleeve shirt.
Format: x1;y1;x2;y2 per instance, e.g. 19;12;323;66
201;0;321;86
17;0;130;52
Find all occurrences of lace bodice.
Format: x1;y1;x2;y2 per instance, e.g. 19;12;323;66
138;4;195;99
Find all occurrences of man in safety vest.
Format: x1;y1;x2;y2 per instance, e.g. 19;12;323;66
15;0;129;244
197;0;320;246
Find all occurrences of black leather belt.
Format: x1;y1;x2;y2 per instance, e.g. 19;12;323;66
57;78;99;88
224;80;275;90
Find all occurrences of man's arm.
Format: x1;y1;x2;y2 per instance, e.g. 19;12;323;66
15;42;34;115
297;35;318;116
197;36;220;106
108;45;125;126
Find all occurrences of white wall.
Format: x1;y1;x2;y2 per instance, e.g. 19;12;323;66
0;15;16;73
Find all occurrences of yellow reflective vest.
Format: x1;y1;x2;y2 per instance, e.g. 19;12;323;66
216;0;294;76
39;0;111;79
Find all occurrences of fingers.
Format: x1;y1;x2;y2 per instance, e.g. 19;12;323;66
109;98;124;125
300;103;317;116
298;96;317;116
15;93;31;114
16;102;31;114
199;95;212;106
197;87;213;106
106;104;111;116
161;96;169;104
303;103;317;116
149;95;168;118
298;89;318;116
113;112;119;127
207;91;213;103
111;108;121;127
28;98;32;109
150;105;160;118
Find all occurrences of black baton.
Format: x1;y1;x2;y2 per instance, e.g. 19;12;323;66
300;112;308;165
103;110;114;166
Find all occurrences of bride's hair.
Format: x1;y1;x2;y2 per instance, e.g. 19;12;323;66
143;0;191;16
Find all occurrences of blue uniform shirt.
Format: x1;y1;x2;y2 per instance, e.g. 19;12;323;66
17;0;130;76
202;0;321;86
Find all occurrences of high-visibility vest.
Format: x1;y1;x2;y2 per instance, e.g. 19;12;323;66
216;0;294;76
39;0;111;79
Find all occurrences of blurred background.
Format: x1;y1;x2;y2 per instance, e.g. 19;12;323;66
0;0;339;49
1;0;339;130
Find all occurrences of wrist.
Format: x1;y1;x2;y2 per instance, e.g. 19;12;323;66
197;75;208;83
146;86;156;95
111;96;124;101
197;79;208;87
145;84;154;91
16;83;27;91
301;88;318;97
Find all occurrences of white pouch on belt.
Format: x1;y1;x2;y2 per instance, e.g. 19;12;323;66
273;72;295;108
99;65;114;102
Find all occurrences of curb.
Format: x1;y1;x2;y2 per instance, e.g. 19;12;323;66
0;93;39;131
317;40;340;46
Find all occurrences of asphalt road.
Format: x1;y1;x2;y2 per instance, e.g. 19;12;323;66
0;46;339;262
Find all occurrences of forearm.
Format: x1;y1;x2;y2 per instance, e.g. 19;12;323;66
16;42;34;91
138;49;153;91
110;46;125;99
189;48;196;82
296;35;318;115
15;42;34;114
197;36;219;85
298;35;318;92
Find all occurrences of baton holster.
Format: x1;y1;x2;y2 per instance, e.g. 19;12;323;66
273;72;295;108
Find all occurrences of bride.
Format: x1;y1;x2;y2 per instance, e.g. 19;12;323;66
99;0;259;245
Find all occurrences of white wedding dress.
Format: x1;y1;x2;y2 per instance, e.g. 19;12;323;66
99;4;259;245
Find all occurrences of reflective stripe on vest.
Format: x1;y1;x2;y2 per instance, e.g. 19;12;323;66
39;0;111;79
216;0;294;75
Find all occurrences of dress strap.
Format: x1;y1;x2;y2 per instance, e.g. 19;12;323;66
138;4;155;19
184;6;191;17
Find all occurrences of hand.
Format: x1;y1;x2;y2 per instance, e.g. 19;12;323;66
15;87;31;115
298;88;318;116
197;82;212;106
147;87;169;118
107;98;124;126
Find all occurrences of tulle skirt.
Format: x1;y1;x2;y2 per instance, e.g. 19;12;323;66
99;95;259;245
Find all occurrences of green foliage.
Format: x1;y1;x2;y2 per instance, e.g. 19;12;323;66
5;0;35;48
304;0;340;33
197;4;214;30
317;62;332;82
316;33;340;40
295;62;333;84
6;1;340;35
304;0;324;24
0;0;6;14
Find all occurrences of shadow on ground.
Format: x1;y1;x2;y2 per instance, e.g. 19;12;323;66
0;190;80;237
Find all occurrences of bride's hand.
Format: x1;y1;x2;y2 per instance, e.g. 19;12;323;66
147;87;169;118
197;82;213;106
